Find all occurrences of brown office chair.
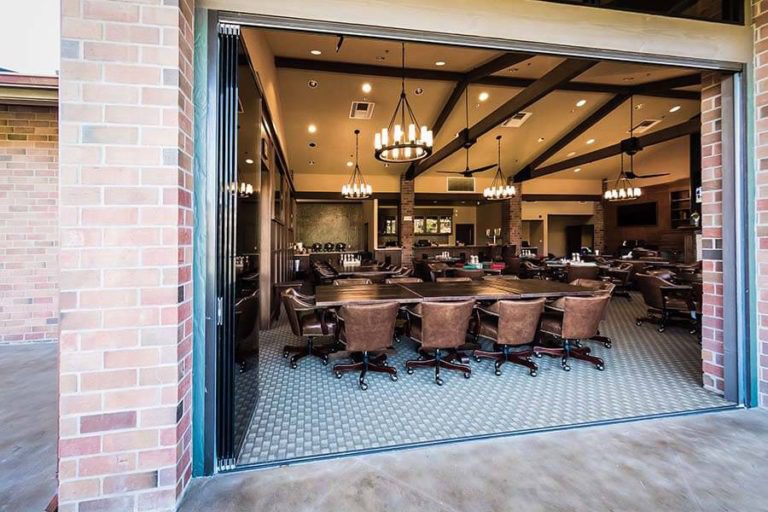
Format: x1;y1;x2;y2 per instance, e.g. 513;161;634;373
474;299;545;377
281;289;337;368
435;276;472;283
502;256;521;276
482;274;519;281
384;277;423;284
549;278;615;348
405;300;475;385
635;273;695;333
606;262;633;299
333;278;373;286
454;268;485;280
566;264;600;282
235;292;259;373
521;260;544;279
333;302;400;390
646;268;676;281
536;295;610;371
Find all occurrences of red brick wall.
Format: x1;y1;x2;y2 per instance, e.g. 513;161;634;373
399;176;414;267
58;0;194;510
0;104;58;343
501;194;522;251
700;71;724;394
755;0;768;406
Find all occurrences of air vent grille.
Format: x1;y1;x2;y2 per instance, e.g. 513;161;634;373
501;111;532;128
446;177;476;192
631;119;661;134
349;101;375;120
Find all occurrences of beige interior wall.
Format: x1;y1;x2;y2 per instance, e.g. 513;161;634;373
547;214;593;257
476;202;503;244
205;0;751;65
362;198;377;251
451;205;477;244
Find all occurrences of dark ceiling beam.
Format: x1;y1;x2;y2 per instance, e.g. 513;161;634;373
513;93;631;182
527;116;701;180
408;58;598;179
275;57;700;100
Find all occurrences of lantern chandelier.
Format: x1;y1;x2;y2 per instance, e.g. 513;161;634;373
374;43;433;163
605;96;642;202
483;135;516;200
342;129;372;199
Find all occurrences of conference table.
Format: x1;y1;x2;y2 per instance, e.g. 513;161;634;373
328;262;401;279
314;279;593;307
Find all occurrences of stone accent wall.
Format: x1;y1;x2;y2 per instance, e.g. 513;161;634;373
700;70;724;395
754;0;768;406
399;176;414;267
0;104;58;343
296;202;364;250
58;0;194;510
501;194;522;252
593;183;605;254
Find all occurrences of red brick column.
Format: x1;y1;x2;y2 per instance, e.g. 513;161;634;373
501;194;522;252
593;184;605;254
58;1;194;510
0;104;58;343
754;0;768;406
700;71;724;394
399;176;414;267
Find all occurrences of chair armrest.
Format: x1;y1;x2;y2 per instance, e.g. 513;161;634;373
476;307;499;317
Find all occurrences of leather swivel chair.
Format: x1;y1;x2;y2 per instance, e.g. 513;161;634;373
566;264;600;283
281;289;337;368
234;292;259;373
474;299;545;377
635;273;695;333
455;268;485;280
332;278;373;286
333;302;400;390
548;279;615;348
521;260;544;279
405;300;475;385
502;256;521;277
435;276;472;283
536;295;610;371
606;262;633;299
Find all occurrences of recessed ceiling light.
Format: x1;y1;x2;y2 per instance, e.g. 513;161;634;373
478;91;490;102
414;87;424;95
574;167;581;173
308;160;315;166
310;49;322;55
566;151;576;157
634;103;644;110
361;82;372;93
537;137;545;143
307;124;317;134
245;158;254;165
307;80;318;89
576;99;587;107
669;105;681;113
308;142;316;148
586;138;595;145
435;61;446;66
346;160;354;167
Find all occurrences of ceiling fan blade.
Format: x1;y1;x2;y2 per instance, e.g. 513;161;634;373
465;164;497;175
628;172;670;179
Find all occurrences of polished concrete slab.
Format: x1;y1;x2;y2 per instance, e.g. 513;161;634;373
181;408;768;512
0;342;58;512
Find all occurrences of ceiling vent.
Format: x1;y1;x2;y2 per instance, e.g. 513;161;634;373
500;111;532;128
446;176;476;193
630;119;661;134
349;101;375;120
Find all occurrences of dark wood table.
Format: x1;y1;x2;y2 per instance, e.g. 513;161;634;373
329;262;400;278
486;278;595;298
400;282;521;302
315;284;422;307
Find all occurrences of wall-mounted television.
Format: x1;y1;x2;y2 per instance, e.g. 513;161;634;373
616;201;657;227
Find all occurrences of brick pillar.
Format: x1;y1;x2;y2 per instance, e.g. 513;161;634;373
0;105;59;343
58;1;194;510
754;0;768;406
399;176;414;267
700;70;724;395
593;184;606;254
501;194;522;253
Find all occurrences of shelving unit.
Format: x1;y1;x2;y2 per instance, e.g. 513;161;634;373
670;189;691;229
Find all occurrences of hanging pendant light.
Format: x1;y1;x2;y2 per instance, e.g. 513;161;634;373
604;96;642;202
342;129;372;199
483;135;516;200
374;43;433;163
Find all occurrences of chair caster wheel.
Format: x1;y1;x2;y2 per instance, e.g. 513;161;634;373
290;362;298;369
689;329;697;335
604;342;612;349
473;356;481;363
561;364;571;372
635;321;642;326
335;371;342;379
390;373;398;382
283;351;289;358
407;368;414;375
322;356;328;366
595;363;605;371
534;352;542;358
435;377;444;386
530;370;537;377
359;381;368;391
657;327;665;333
463;372;471;379
495;369;502;376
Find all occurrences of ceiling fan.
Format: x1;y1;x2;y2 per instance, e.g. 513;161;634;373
436;88;495;177
614;110;670;181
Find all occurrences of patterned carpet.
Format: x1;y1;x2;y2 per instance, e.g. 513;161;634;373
235;292;730;465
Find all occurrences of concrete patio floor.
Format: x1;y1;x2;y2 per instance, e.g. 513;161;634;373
181;408;768;512
0;342;58;512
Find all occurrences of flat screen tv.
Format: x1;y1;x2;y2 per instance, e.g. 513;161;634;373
616;201;657;227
